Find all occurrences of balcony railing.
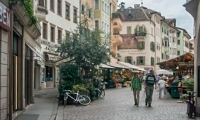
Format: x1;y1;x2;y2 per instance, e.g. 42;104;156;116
135;32;146;37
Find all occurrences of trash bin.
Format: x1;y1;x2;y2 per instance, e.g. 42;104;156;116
170;82;180;98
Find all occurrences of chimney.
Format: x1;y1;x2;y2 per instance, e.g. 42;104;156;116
134;4;140;8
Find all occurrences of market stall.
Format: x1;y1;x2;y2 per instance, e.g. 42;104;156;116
157;52;194;98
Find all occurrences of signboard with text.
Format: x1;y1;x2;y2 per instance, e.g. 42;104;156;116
0;2;11;31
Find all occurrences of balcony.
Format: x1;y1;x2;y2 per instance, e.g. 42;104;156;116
112;34;123;46
12;2;41;39
112;12;122;31
36;5;48;21
135;32;146;39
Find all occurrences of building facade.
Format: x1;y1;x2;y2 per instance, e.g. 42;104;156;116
184;0;200;116
0;1;11;119
35;0;80;88
94;0;110;34
176;27;191;55
161;19;179;60
114;5;164;72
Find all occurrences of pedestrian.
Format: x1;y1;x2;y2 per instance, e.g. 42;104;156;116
144;70;157;107
157;76;166;99
131;72;142;106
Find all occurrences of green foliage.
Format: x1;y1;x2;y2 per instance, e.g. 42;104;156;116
72;84;89;93
10;0;38;26
87;85;96;100
59;63;79;82
182;77;194;91
57;19;110;68
112;12;121;18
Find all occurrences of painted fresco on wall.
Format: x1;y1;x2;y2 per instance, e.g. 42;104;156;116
118;34;138;49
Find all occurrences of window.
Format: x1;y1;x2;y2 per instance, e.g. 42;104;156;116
57;0;62;16
127;26;131;34
65;2;70;20
162;53;164;59
81;4;85;14
137;42;145;49
43;23;47;39
177;40;180;45
151;57;154;66
50;0;54;12
66;30;70;37
172;38;175;43
177;51;180;55
95;0;99;9
95;20;99;29
125;56;132;64
73;7;77;23
46;66;53;81
50;25;55;42
185;41;189;48
88;8;92;18
137;56;145;65
58;29;62;44
151;28;153;35
150;42;155;51
102;1;104;11
164;41;168;47
38;0;45;6
162;27;163;33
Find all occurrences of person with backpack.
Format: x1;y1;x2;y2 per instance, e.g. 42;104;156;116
131;72;142;106
144;70;157;107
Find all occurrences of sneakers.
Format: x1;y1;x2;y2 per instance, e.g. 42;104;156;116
148;104;151;107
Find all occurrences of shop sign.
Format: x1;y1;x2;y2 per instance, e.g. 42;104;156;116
0;2;11;31
41;39;59;52
119;49;146;55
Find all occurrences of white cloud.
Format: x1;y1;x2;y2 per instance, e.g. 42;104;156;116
118;0;194;37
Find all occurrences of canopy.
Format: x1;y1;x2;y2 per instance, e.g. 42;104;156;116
118;62;145;71
118;62;139;69
99;64;114;69
156;69;173;75
108;62;129;69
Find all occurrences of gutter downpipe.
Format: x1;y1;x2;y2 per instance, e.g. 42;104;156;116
153;17;157;73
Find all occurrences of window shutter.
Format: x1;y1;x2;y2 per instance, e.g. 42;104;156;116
137;42;139;49
143;56;145;65
137;57;139;65
142;42;145;49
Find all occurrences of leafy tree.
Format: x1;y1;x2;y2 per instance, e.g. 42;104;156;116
57;15;110;69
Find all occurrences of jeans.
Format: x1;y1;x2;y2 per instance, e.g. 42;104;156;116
133;89;140;104
145;86;154;105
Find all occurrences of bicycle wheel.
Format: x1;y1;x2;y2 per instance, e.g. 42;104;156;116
63;94;68;107
78;95;91;105
99;90;105;99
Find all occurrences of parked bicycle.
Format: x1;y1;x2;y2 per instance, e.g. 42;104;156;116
186;91;196;118
95;81;107;99
63;90;91;107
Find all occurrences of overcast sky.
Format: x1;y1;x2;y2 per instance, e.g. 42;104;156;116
118;0;194;37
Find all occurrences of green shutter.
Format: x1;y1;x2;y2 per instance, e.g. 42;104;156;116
143;56;145;65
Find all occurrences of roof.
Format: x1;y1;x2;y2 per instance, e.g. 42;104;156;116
176;27;191;39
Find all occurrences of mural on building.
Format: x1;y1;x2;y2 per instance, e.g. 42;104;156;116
118;34;138;49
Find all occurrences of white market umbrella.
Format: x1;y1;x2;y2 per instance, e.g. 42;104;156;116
156;69;173;75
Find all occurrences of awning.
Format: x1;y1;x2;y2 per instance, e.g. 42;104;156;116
108;62;129;69
118;61;146;71
118;62;139;69
156;69;173;75
26;43;44;61
99;64;114;69
47;54;59;61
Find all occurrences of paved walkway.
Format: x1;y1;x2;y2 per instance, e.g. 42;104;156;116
62;87;199;120
15;88;58;120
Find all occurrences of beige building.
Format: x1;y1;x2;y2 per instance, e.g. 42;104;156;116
112;4;164;72
184;0;200;116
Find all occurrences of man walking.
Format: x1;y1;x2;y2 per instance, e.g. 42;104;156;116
131;72;142;106
144;70;157;107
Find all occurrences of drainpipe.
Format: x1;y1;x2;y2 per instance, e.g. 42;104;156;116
9;8;14;120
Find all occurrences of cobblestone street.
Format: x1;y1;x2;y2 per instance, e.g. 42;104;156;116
63;87;197;120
